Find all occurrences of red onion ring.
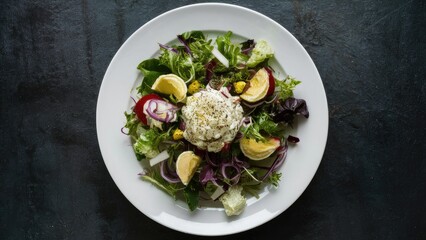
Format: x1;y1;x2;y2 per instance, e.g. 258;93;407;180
160;161;181;183
220;163;241;185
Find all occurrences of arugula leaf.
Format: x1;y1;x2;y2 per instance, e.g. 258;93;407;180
275;75;301;101
137;59;171;95
183;181;200;211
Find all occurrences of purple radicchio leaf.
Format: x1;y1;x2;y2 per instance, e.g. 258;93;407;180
205;59;217;82
287;135;300;143
273;97;309;124
199;165;216;185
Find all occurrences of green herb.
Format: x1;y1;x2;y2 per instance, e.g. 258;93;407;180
268;171;282;188
275;75;301;101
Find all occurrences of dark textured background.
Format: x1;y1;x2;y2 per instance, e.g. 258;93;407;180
1;0;425;239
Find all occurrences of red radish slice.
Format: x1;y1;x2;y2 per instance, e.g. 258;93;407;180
133;94;162;125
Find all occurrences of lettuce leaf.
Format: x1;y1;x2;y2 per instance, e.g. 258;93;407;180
133;127;170;159
159;49;200;82
246;40;274;67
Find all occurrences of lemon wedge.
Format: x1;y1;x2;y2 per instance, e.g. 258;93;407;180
240;68;269;102
152;74;188;102
240;137;280;160
176;151;201;185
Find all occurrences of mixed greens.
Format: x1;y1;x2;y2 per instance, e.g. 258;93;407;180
123;31;309;216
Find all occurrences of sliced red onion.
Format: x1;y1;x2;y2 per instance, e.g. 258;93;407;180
146;99;178;123
206;152;221;167
239;116;252;129
232;156;249;169
265;93;279;104
259;142;288;181
177;35;192;57
160;161;181;183
120;127;129;135
241;99;266;108
158;43;178;53
234;132;243;141
220;163;241;185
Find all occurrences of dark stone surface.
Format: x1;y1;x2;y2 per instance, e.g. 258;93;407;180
1;0;425;239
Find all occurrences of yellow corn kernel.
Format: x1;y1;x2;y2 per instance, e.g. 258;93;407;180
233;81;246;94
173;129;184;140
188;80;201;95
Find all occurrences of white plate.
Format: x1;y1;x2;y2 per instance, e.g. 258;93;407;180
97;3;328;236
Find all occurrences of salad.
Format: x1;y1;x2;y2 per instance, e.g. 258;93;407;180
123;31;308;216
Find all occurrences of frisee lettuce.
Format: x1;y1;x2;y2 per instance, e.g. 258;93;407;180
241;112;286;141
275;75;301;101
134;127;171;159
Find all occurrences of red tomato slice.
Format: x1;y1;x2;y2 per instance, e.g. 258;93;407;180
265;67;275;96
133;93;162;125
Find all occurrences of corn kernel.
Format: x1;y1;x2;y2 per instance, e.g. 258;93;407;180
188;80;201;94
233;81;246;94
173;129;184;140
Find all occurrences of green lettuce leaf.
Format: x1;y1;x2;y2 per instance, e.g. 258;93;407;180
133;127;170;159
246;40;274;68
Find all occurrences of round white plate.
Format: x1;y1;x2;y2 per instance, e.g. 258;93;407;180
97;3;328;236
